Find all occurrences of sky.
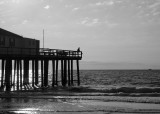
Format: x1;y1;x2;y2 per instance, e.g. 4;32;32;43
0;0;160;68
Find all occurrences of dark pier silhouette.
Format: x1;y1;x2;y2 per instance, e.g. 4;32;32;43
0;28;82;92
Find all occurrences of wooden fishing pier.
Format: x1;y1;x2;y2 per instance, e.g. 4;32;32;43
0;28;82;92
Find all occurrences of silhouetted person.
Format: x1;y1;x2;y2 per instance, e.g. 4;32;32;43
77;47;80;52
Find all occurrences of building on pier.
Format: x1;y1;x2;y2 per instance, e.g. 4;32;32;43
0;28;39;55
0;28;82;91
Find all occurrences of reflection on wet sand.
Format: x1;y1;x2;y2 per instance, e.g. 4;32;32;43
1;97;160;114
12;108;39;114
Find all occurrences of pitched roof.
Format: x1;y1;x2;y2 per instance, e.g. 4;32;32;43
0;28;22;38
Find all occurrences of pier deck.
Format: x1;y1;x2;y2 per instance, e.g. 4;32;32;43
0;47;82;60
0;47;82;91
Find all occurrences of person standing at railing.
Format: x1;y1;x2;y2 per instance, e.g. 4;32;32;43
77;47;81;57
77;47;80;52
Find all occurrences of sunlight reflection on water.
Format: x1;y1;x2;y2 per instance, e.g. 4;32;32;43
13;108;38;114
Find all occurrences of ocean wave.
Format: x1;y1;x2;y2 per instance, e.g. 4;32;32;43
68;86;160;95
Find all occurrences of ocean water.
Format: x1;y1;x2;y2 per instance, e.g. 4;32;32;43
1;70;160;93
47;69;160;93
79;70;160;88
66;70;160;94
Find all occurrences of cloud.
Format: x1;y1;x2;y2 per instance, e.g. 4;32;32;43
95;2;104;6
22;20;28;24
92;0;114;7
135;1;160;23
149;1;160;8
153;11;160;16
148;1;160;17
106;1;114;6
92;19;99;24
44;5;50;9
80;17;100;26
80;17;118;28
81;17;89;25
72;7;79;11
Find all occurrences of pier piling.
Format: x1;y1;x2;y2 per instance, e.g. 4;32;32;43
41;60;44;87
13;60;16;90
52;60;55;87
71;60;73;86
32;60;35;87
56;60;59;86
68;60;71;86
1;59;5;89
44;60;49;87
20;60;22;90
5;59;12;91
61;60;64;86
35;59;39;85
77;60;80;86
17;60;20;91
64;60;67;87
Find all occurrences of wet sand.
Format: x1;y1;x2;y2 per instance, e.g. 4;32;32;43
1;97;160;114
0;88;160;114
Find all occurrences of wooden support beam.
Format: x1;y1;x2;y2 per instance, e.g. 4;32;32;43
1;59;5;88
13;60;16;91
17;60;20;91
52;60;55;87
61;60;64;86
10;60;13;89
20;60;22;90
32;60;35;87
27;60;29;85
71;60;73;86
23;60;26;86
64;60;67;87
10;60;13;90
23;59;29;86
68;60;71;86
35;59;39;85
77;60;80;86
44;60;49;87
56;60;58;86
41;60;44;87
5;59;12;91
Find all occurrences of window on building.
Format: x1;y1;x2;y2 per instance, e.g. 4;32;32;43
0;36;5;46
29;40;31;46
32;40;35;45
9;37;15;47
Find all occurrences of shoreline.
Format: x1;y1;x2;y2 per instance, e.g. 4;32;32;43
1;86;160;104
1;87;160;113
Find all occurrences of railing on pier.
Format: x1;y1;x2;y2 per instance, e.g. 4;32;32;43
39;48;82;58
0;47;82;59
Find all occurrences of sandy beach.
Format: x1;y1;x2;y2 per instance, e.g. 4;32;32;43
1;87;160;114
